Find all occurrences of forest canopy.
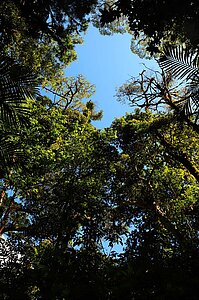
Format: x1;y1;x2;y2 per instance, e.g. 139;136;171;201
0;1;199;299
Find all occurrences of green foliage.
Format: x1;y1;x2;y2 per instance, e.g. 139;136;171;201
1;100;198;298
0;0;98;81
99;0;199;54
109;112;199;299
0;2;199;298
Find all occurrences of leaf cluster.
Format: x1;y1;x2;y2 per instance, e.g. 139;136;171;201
99;0;199;53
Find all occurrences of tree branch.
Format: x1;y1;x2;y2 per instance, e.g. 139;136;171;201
156;132;199;182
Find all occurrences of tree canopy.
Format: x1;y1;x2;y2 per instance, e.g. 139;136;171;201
0;0;98;80
99;0;199;53
0;1;199;299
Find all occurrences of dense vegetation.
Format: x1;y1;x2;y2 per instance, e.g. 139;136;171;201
0;1;199;299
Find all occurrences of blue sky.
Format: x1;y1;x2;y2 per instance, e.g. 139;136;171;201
67;25;158;128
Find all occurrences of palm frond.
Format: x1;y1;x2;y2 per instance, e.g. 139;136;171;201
159;46;199;81
158;46;199;121
0;57;40;128
0;132;18;167
0;129;28;175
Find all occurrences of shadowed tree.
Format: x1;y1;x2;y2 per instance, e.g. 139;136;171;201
99;0;199;53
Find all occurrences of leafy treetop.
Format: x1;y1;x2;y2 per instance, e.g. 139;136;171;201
99;0;199;53
0;0;99;80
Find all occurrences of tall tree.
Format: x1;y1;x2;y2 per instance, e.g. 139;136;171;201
1;96;198;298
0;1;199;299
0;82;118;298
